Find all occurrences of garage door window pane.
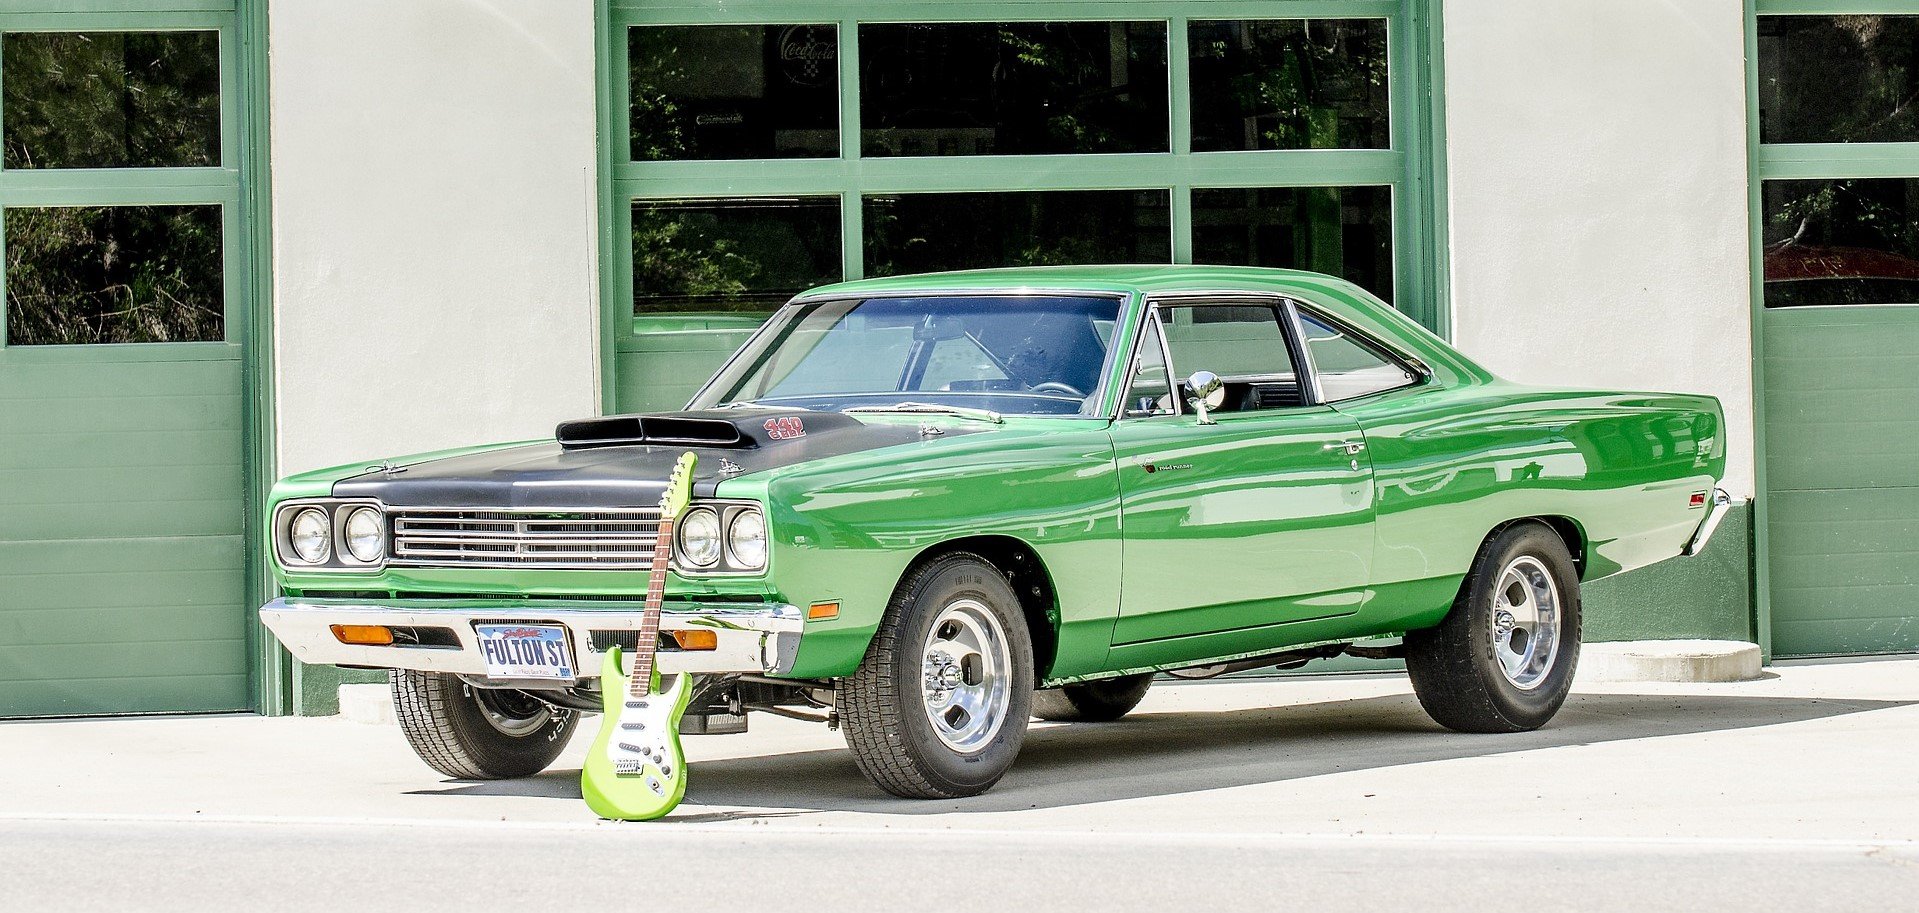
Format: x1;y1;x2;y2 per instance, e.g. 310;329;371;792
632;197;842;314
860;22;1169;157
1190;19;1389;152
1193;186;1394;302
1759;16;1919;145
863;190;1171;276
2;31;221;170
4;205;224;345
629;25;839;161
1762;178;1919;308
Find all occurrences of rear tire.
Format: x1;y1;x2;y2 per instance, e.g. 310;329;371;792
840;552;1034;799
1405;522;1582;733
391;671;576;779
1032;673;1154;722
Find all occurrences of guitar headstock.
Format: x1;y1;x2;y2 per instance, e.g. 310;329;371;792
659;451;698;520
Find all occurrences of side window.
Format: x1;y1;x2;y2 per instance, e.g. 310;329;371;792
1157;303;1304;412
1122;314;1175;417
1297;309;1418;402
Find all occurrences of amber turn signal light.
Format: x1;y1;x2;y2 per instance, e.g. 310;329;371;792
670;629;718;651
808;601;840;621
330;624;394;646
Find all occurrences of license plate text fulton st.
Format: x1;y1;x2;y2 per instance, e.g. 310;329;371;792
474;624;576;680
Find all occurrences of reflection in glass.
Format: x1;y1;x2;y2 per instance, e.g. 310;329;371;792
1189;19;1389;151
629;24;839;160
860;22;1169;156
863;190;1171;276
2;31;221;169
1193;186;1394;302
1762;179;1919;307
1759;16;1919;145
632;197;842;314
4;205;224;345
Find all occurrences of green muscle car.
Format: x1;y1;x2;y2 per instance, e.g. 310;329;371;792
259;265;1730;799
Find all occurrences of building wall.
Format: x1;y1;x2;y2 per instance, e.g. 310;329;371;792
1443;0;1756;500
268;0;601;476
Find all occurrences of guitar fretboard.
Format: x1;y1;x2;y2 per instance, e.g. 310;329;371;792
628;513;674;699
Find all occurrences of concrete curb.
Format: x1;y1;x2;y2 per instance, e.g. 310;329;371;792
339;683;395;725
1577;639;1764;683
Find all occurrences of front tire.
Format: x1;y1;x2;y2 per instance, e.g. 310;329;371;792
1032;673;1154;722
391;671;576;779
840;552;1035;799
1405;522;1582;733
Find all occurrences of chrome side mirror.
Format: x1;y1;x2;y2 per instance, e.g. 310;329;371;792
1185;371;1224;425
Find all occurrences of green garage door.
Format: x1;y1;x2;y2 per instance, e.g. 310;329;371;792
602;0;1444;413
0;11;255;716
1756;11;1919;656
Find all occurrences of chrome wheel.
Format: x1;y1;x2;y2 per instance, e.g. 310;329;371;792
1491;556;1563;690
471;687;555;737
920;597;1012;752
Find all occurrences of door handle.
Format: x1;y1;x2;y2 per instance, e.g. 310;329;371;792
1323;441;1367;456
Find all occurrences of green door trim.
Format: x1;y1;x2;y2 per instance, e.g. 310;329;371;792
594;0;1452;414
1748;0;1919;659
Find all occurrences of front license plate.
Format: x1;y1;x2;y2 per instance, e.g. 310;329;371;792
474;624;576;680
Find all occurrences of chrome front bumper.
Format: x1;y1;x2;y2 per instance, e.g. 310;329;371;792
1682;487;1734;557
258;597;804;680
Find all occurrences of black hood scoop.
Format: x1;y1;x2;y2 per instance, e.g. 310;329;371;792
555;409;866;450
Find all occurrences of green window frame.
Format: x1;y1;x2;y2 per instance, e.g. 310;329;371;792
598;0;1448;413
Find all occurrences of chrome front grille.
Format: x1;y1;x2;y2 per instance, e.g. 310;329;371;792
389;509;663;569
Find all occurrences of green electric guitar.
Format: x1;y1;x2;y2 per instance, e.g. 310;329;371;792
581;451;699;821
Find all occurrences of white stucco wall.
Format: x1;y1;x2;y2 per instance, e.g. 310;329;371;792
1443;0;1757;498
269;0;600;475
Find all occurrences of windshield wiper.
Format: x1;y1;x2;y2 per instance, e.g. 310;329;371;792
843;402;1004;424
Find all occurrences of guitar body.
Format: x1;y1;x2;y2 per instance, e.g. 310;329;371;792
582;645;695;821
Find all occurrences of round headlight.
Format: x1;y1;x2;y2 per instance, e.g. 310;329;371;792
677;507;723;568
343;507;384;564
727;509;767;571
288;507;331;564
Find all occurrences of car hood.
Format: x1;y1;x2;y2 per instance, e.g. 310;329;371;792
330;408;981;508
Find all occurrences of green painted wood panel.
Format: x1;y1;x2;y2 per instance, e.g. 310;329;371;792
614;328;756;413
1762;306;1919;656
0;353;248;716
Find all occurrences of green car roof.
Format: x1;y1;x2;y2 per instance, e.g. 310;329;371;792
798;264;1367;301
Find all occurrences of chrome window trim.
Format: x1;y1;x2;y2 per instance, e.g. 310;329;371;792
1290;302;1429;404
1115;305;1180;419
1129;291;1317;419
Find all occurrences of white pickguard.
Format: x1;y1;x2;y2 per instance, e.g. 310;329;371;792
607;673;688;790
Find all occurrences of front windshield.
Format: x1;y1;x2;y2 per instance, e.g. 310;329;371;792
691;295;1123;417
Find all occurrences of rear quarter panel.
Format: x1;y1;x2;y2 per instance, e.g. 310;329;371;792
1334;381;1726;631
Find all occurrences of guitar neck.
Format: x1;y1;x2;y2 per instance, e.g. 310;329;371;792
629;514;673;699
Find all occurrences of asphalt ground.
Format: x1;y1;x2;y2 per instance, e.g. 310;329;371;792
5;658;1917;911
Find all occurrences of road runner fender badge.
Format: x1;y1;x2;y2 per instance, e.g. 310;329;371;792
764;416;806;440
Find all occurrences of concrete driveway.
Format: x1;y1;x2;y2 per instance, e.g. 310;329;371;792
5;658;1917;911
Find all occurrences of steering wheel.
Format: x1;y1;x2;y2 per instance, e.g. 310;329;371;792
1029;381;1087;398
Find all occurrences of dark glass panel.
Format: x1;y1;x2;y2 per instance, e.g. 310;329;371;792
1189;19;1389;151
4;205;224;345
1759;16;1919;145
1192;186;1394;302
629;24;839;161
863;190;1171;275
1762;178;1919;307
632;197;842;314
2;31;220;169
859;22;1169;156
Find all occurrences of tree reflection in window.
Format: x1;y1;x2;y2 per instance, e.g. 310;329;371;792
631;197;842;315
4;205;225;345
2;31;220;170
